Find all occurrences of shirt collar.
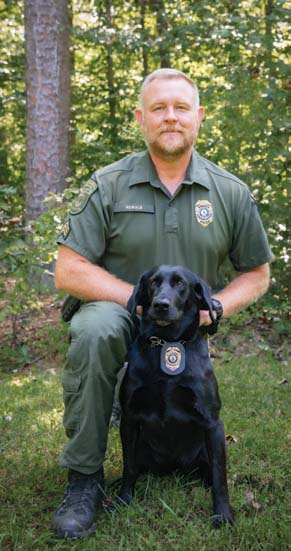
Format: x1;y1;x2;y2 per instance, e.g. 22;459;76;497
129;149;211;190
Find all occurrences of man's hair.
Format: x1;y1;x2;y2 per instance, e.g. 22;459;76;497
139;68;200;109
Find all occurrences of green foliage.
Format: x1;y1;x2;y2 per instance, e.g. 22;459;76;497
0;0;289;328
0;0;25;220
0;189;77;344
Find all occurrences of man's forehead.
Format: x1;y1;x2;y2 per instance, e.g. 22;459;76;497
143;78;196;104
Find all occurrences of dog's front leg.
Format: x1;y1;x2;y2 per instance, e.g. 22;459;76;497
206;420;235;528
116;415;140;507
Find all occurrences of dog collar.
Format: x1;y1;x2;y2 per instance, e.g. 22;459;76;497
149;336;187;347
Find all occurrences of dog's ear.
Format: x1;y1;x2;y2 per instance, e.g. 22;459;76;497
192;279;215;323
127;267;156;316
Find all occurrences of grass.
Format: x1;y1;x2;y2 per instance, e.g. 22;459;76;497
0;312;290;551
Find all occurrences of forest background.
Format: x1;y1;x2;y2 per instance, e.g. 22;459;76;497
0;0;289;354
0;2;290;550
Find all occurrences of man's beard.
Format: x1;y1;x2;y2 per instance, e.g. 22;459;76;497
144;127;198;160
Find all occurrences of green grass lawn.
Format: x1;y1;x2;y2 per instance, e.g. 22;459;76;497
0;321;290;551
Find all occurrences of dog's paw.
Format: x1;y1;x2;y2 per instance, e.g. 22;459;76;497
211;509;235;529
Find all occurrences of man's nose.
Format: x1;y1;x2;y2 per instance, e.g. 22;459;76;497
164;107;177;121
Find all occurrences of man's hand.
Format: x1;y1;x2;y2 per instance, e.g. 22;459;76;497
199;263;270;327
199;309;217;327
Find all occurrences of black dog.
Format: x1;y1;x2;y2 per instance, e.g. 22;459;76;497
115;265;234;528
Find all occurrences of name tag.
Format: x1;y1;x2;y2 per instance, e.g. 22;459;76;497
113;203;155;213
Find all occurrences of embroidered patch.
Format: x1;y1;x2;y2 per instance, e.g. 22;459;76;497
70;179;98;215
195;200;213;227
160;342;186;376
61;219;71;240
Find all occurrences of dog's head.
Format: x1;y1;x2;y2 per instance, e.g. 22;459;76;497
128;265;215;338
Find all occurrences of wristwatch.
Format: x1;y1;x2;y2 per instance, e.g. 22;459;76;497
212;299;223;321
206;299;223;335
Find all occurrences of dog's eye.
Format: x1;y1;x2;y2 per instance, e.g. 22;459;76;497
176;279;185;288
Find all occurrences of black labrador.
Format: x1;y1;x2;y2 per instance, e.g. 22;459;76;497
114;265;234;528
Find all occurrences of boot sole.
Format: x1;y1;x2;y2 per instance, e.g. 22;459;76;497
53;521;97;539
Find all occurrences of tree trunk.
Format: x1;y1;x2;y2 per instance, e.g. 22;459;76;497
137;0;148;77
149;0;171;68
24;0;71;223
102;0;117;143
265;0;274;65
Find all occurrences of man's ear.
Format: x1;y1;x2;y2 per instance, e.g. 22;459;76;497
134;108;143;128
198;106;205;124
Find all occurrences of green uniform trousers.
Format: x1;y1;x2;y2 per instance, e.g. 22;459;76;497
60;301;137;474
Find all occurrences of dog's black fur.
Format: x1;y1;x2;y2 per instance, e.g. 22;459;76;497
116;265;234;528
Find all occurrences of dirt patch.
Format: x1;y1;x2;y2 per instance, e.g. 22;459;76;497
0;295;65;371
0;295;288;372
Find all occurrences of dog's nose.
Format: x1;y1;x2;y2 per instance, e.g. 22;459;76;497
153;298;170;312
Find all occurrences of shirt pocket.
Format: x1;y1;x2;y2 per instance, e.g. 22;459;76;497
110;202;156;261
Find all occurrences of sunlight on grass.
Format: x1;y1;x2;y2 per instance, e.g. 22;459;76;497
0;351;289;551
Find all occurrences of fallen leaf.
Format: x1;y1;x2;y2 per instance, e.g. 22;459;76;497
246;490;261;511
48;368;57;376
225;434;238;444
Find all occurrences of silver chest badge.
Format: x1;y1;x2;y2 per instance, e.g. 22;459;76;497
160;342;186;376
195;200;213;227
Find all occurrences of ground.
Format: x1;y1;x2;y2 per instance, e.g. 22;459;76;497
0;295;66;372
0;294;289;373
0;294;289;551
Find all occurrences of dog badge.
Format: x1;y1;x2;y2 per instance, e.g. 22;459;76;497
160;342;186;376
195;200;213;227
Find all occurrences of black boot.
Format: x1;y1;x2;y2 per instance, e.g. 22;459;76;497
52;468;105;539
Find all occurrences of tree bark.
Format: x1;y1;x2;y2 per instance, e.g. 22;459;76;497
104;0;117;141
24;0;71;223
149;0;171;68
136;0;148;77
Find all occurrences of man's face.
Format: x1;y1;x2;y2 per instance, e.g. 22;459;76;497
134;78;204;160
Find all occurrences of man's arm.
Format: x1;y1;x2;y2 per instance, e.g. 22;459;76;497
55;244;134;307
200;263;270;326
55;245;270;322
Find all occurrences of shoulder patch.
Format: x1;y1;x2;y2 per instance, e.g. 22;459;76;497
70;179;98;215
61;219;71;240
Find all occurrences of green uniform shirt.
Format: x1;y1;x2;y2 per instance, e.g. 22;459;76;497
58;149;272;291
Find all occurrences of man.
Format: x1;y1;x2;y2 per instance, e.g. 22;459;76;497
52;69;272;538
